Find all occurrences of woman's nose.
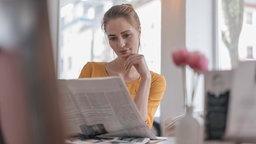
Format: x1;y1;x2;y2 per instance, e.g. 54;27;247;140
118;38;125;48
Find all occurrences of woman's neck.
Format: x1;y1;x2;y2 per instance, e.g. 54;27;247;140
113;58;126;72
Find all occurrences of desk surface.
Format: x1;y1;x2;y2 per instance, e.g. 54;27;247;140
150;137;175;144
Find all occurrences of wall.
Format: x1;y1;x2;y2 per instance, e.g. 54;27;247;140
161;0;186;128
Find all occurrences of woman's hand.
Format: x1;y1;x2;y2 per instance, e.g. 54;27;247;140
124;54;150;78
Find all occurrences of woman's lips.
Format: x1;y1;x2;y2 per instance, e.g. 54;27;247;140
120;49;129;55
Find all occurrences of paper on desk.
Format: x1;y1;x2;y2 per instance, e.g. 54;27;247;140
225;61;256;141
65;137;150;144
58;76;156;139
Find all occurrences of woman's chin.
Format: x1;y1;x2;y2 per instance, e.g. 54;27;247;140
119;54;130;60
120;57;128;60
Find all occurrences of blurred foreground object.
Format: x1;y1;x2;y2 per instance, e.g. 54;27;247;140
0;0;64;144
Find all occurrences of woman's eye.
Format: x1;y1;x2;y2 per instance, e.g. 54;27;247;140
109;37;117;41
123;33;131;38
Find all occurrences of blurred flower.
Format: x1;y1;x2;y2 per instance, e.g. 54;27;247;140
171;48;208;106
188;51;208;73
172;48;190;66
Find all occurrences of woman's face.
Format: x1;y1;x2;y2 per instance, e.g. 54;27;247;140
105;17;140;60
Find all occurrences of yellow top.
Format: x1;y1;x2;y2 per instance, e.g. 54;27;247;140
79;62;166;128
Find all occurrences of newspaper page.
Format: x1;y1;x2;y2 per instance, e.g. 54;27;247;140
58;76;157;139
225;61;256;142
65;137;150;144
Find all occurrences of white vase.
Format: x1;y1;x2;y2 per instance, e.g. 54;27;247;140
175;105;204;144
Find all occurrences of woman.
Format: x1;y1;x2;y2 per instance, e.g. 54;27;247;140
79;4;166;128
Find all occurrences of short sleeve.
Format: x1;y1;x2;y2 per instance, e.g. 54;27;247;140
79;62;92;78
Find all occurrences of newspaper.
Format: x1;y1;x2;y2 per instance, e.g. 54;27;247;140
65;137;150;144
225;61;256;142
58;76;157;139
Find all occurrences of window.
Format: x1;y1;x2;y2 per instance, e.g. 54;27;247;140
191;0;256;113
246;46;254;59
246;11;253;24
217;0;256;70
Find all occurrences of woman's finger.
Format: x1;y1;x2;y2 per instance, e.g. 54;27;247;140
125;55;144;71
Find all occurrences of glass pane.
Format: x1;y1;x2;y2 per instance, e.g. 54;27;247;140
58;0;161;116
218;0;256;70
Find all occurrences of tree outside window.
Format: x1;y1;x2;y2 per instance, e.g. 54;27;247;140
219;0;256;69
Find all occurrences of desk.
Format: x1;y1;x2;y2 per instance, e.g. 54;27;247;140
149;137;175;144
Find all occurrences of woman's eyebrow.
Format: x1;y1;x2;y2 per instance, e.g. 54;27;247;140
107;30;131;37
121;30;131;34
107;34;116;37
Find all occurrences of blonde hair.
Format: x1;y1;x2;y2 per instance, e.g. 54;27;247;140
102;4;141;33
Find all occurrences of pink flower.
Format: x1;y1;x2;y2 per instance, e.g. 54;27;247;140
172;48;190;66
171;48;208;106
188;51;208;72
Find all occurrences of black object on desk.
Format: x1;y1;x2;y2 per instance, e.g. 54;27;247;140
80;124;108;138
0;129;5;144
205;90;230;140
